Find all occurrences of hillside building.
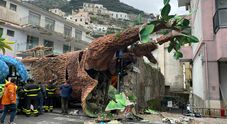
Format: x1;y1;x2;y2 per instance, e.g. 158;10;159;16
49;8;65;17
0;0;93;57
109;11;129;20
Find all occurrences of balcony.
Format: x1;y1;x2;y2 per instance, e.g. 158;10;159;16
213;8;227;33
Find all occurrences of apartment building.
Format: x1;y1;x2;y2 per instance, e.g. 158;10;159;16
0;0;93;57
179;0;227;109
109;11;129;20
82;3;109;16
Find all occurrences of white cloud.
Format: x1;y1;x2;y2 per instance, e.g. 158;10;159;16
120;0;188;15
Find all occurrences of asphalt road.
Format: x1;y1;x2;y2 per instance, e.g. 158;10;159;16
2;112;163;124
5;113;88;124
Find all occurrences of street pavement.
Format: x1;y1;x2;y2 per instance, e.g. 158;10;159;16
7;113;88;124
3;112;163;124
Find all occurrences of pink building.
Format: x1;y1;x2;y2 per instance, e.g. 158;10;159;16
179;0;227;109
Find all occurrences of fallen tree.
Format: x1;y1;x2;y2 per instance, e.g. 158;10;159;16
22;0;198;117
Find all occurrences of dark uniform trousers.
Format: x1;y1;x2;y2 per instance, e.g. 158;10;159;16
23;84;40;116
44;84;56;112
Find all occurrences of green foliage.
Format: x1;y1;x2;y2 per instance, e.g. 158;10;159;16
161;4;171;20
128;95;137;102
0;33;14;54
163;0;170;5
138;0;199;60
105;92;134;111
29;0;144;15
140;24;155;43
174;51;183;59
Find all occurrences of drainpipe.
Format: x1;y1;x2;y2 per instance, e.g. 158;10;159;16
204;42;211;115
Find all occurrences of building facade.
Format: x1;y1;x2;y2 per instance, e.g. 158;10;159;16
150;40;189;93
49;8;65;17
68;10;91;28
109;11;129;20
179;0;227;109
82;3;109;15
0;0;93;57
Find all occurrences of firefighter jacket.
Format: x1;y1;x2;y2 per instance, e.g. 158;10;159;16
24;84;40;97
46;84;56;96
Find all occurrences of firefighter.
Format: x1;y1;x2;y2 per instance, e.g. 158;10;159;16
44;80;56;112
23;79;40;117
17;82;26;114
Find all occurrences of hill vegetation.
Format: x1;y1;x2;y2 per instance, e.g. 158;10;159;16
28;0;144;15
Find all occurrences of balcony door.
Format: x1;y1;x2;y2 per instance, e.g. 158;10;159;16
28;12;41;26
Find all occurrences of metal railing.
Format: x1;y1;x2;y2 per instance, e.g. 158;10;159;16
213;8;227;33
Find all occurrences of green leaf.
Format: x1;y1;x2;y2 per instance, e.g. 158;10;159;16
182;19;190;27
163;0;170;5
161;4;171;19
141;35;150;43
148;20;163;25
105;100;125;111
128;95;137;102
181;34;199;43
174;51;183;59
115;93;127;106
105;100;117;111
168;42;174;53
3;39;15;44
3;44;13;51
140;24;155;37
0;48;5;54
108;85;118;99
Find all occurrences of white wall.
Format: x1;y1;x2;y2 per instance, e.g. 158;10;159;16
192;53;205;99
0;25;27;56
191;0;203;53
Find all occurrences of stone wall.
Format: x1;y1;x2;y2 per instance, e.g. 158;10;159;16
124;58;165;112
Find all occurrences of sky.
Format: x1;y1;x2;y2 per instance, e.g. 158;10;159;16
119;0;188;15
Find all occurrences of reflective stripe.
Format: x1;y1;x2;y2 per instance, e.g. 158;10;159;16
24;88;40;92
27;94;38;96
46;89;56;91
32;110;39;114
48;92;54;95
23;108;31;114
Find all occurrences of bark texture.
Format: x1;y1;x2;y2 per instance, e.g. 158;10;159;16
22;26;175;117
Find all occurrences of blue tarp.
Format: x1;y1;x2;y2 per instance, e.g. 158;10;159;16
0;54;28;82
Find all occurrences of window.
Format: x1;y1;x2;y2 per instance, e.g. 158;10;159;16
0;0;6;7
10;3;17;11
7;30;14;37
44;40;54;48
64;25;72;37
63;45;71;53
45;17;55;31
26;36;39;49
28;11;41;26
214;0;227;32
75;19;77;22
216;0;227;9
0;28;3;35
80;19;82;22
75;29;82;41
